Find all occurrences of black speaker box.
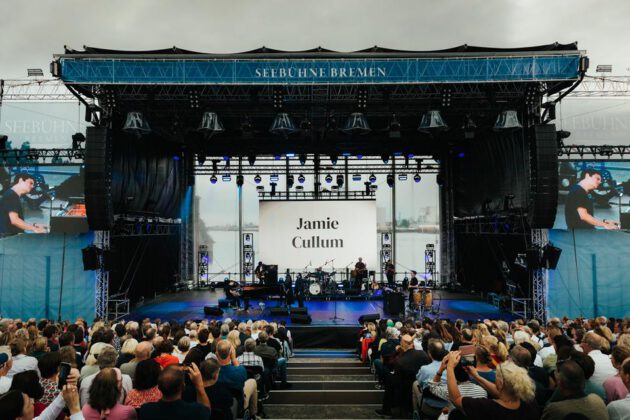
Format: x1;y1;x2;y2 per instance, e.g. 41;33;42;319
204;306;224;316
384;292;405;315
290;314;312;324
81;246;99;270
526;248;542;269
358;313;380;324
528;124;559;228
270;307;290;316
291;307;308;315
542;244;562;270
345;288;361;296
85;127;113;230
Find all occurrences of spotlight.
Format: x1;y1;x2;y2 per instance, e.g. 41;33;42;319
398;173;408;181
369;174;377;183
457;152;465;158
236;175;244;186
172;155;180;161
270;182;277;196
356;154;363;160
414;173;422;183
325;174;333;183
330;155;338;165
248;155;256;166
210;175;218;184
256;186;264;191
336;174;344;187
270;112;298;137
494;110;522;131
197;155;206;165
71;132;85;150
274;155;281;160
254;174;262;184
352;173;362;181
270;174;279;182
299;154;307;165
418;110;448;132
298;174;305;183
212;160;219;173
364;182;371;195
386;174;394;187
222;174;231;182
287;175;294;188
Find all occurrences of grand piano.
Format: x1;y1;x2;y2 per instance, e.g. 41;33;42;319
240;284;284;300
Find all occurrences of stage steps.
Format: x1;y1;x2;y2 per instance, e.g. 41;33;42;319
264;349;388;419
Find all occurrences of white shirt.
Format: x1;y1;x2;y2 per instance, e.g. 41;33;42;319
79;370;132;407
538;345;556;362
588;349;617;387
608;394;630;420
0;375;12;393
7;354;39;378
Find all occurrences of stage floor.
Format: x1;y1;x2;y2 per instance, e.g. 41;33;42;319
128;289;513;327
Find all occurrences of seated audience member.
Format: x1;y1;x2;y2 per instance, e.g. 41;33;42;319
200;359;235;416
428;352;487;414
174;337;191;363
226;331;244;357
375;333;431;417
9;370;46;416
564;348;608;402
117;338;138;367
80;347;132;407
581;331;617;387
195;329;213;359
138;364;210;420
29;337;49;360
8;338;39;378
471;345;497;384
81;342;115;380
121;341;153;381
607;358;630;420
37;351;62;405
604;345;630;403
450;354;539;419
237;338;264;369
254;331;290;388
83;368;137;420
0;352;13;393
414;338;448;418
216;340;258;417
125;359;163;409
154;340;179;368
541;360;607;420
373;327;400;387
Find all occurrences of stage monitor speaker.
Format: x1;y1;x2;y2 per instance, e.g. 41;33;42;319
85;126;113;230
358;313;380;324
204;306;224;316
542;244;562;270
291;307;308;315
270;307;289;316
81;246;99;271
345;288;361;296
218;299;231;309
290;314;312;324
384;292;405;315
528;124;559;228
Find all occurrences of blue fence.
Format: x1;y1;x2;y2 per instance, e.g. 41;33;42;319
60;55;581;85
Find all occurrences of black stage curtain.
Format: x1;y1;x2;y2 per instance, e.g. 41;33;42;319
455;233;529;296
453;131;530;217
111;133;183;218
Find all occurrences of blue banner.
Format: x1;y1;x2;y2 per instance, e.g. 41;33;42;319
60;55;581;85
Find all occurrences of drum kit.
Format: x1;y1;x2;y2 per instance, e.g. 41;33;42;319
410;288;434;319
305;271;341;297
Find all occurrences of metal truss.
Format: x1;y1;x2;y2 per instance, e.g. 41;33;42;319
454;214;530;235
111;220;180;237
0;79;77;102
531;229;549;323
257;190;376;200
94;230;110;320
559;75;630;97
558;144;630;159
0;148;85;165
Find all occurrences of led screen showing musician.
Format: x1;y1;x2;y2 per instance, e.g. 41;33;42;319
554;161;630;230
0;164;87;236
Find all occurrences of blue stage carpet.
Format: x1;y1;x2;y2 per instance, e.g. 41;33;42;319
128;290;514;326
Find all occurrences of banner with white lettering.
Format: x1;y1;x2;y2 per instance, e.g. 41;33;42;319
259;200;377;272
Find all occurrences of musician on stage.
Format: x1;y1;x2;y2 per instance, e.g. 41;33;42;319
384;260;395;288
282;269;294;307
254;261;266;285
223;279;242;309
294;273;305;308
0;173;48;236
353;257;367;289
408;270;419;306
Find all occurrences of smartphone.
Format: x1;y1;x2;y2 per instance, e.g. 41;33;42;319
58;362;71;390
459;345;476;367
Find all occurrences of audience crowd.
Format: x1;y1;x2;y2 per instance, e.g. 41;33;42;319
0;317;294;419
358;315;630;419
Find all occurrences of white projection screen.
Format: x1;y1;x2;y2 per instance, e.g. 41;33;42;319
259;200;377;271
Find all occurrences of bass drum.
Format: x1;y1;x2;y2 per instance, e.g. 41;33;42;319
309;282;322;296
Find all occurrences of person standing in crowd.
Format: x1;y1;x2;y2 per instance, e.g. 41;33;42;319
0;173;48;235
608;358;630;420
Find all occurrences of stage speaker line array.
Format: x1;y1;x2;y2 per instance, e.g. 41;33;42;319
528;124;559;228
85;127;114;230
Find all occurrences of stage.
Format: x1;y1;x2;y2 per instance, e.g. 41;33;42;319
128;288;512;327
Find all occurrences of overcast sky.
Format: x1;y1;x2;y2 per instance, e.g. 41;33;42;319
1;0;629;78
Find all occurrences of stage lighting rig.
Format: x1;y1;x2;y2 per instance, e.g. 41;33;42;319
222;174;231;182
330;155;338;165
336;174;344;187
364;181;371;196
197;155;206;165
381;153;389;164
270;182;277;196
270;173;279;182
254;174;262;184
236;175;244;186
298;174;305;183
398;173;408;181
299;154;307;165
325;174;333;183
352;173;362;181
369;174;377;183
248;155;256;166
386;174;394;187
414;173;422;183
71;133;86;150
287;175;295;188
210;175;218;184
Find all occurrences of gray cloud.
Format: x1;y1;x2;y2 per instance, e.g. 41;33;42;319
0;0;628;78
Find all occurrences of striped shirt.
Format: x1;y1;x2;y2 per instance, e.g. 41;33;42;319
237;351;264;369
429;380;488;410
